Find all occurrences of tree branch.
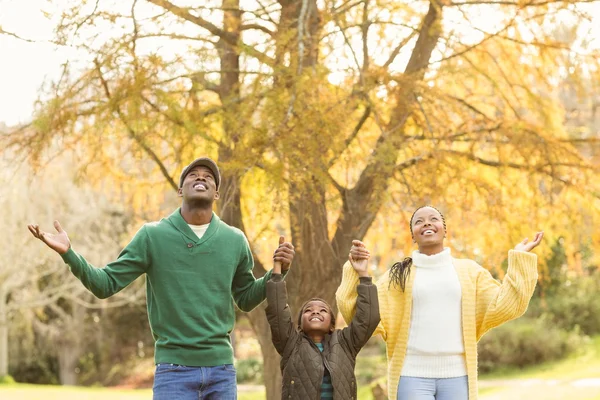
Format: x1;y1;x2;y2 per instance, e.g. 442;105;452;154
328;106;372;168
450;0;600;6
94;59;178;190
146;0;275;66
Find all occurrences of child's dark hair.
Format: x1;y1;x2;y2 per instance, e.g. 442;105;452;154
296;298;335;332
389;206;447;291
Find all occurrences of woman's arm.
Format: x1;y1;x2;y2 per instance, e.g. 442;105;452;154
476;232;543;339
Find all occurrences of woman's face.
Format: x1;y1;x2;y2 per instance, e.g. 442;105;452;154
411;207;445;252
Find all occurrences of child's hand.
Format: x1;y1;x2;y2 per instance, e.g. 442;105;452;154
349;240;370;277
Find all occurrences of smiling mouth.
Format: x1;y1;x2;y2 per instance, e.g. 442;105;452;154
309;317;322;322
193;182;208;190
422;229;436;235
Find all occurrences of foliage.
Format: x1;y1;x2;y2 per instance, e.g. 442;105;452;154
235;358;264;384
0;155;149;385
478;316;586;373
355;353;388;386
530;274;600;336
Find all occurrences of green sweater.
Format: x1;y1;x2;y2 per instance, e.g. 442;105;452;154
61;208;274;367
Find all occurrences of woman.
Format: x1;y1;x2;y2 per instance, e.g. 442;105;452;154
335;206;543;400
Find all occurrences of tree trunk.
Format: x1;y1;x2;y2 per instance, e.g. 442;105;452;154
332;0;444;246
57;344;80;385
288;179;339;311
56;303;86;385
217;2;443;400
0;290;8;378
247;306;282;399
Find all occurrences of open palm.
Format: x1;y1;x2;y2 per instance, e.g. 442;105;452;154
27;221;71;255
514;231;544;252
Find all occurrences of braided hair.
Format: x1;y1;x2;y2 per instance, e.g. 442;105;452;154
389;206;447;291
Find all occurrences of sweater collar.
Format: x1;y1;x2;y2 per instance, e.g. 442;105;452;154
411;248;452;268
167;208;220;244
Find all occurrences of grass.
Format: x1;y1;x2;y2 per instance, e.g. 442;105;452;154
0;384;152;400
2;337;599;399
0;383;265;400
478;336;600;400
480;335;600;381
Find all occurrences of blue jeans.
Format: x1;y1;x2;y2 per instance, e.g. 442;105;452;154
397;376;468;400
153;363;237;400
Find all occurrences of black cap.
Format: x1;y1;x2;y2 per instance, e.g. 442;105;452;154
179;157;221;190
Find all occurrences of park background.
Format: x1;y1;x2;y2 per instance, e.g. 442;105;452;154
1;0;600;398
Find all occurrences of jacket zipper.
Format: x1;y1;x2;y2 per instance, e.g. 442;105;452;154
307;337;334;399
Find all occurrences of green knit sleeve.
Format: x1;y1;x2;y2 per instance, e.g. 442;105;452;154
61;225;150;299
231;233;271;312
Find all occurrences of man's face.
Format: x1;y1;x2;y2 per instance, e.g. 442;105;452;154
178;166;219;204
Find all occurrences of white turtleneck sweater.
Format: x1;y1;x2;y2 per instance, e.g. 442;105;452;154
401;248;468;378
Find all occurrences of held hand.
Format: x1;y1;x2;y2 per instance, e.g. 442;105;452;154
27;220;71;255
273;236;295;273
349;239;370;277
514;231;544;252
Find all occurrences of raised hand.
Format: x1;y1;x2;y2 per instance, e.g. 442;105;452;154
349;240;370;277
514;231;544;253
27;220;71;255
273;236;295;273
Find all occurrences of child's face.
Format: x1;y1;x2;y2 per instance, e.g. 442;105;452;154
300;300;333;335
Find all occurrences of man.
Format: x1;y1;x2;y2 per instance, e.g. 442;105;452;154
27;157;295;400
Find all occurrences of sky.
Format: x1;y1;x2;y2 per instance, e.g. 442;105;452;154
0;0;70;126
1;0;598;128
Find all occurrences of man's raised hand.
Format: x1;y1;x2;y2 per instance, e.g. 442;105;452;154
273;236;295;274
349;240;370;278
27;220;71;255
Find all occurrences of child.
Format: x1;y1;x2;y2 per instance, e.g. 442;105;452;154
266;236;380;400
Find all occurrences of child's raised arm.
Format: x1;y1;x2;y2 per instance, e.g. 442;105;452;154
338;241;380;357
265;236;299;356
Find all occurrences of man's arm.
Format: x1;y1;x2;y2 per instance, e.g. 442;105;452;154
28;221;149;299
231;235;295;312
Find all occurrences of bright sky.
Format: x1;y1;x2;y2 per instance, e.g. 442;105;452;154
0;0;598;127
0;1;66;126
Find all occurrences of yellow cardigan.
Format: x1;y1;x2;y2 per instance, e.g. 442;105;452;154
335;250;538;400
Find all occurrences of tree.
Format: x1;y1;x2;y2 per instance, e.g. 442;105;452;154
5;0;600;397
0;153;142;382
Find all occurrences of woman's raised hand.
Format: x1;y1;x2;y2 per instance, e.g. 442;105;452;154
514;231;544;252
349;240;371;277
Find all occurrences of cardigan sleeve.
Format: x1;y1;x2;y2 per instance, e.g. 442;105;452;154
336;261;387;340
475;250;538;340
